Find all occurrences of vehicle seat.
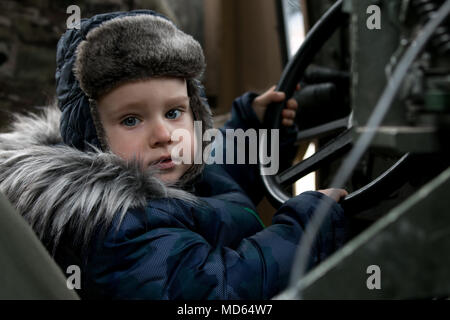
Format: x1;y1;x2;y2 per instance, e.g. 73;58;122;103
0;192;79;299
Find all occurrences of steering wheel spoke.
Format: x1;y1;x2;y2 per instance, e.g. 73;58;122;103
277;128;353;186
294;116;349;143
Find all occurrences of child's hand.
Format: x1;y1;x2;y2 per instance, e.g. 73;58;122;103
252;85;299;127
318;188;349;202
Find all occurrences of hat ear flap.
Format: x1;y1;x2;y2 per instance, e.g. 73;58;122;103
88;99;109;152
187;79;213;133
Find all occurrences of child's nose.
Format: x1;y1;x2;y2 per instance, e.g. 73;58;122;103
149;119;172;147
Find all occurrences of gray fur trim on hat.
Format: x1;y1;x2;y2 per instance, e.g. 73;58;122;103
73;14;206;99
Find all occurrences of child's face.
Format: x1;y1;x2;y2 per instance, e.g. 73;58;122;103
97;77;196;184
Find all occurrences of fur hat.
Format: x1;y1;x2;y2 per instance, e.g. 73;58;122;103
55;11;213;191
73;14;206;100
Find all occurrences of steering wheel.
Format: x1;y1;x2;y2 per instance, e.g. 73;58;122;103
260;0;412;213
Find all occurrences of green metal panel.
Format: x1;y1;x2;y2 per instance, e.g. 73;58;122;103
0;193;79;300
350;0;405;127
279;166;450;299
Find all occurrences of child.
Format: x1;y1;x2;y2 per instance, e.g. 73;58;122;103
0;10;348;299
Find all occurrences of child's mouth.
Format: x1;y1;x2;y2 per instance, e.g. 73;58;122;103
154;157;175;170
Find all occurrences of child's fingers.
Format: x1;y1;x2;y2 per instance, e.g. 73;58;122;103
341;189;349;197
267;91;286;103
282;118;294;127
254;86;285;107
282;109;296;120
317;188;348;202
281;109;295;127
286;98;298;110
280;86;299;127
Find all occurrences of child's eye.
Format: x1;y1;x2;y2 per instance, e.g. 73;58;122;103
121;117;140;127
166;109;183;120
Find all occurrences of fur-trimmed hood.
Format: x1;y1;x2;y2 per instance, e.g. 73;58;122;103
0;106;201;253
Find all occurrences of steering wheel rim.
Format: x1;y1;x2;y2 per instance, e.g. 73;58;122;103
259;0;411;212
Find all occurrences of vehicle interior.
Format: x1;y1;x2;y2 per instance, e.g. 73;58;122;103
0;0;449;299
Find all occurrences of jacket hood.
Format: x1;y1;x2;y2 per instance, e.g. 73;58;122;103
0;106;202;253
55;10;213;190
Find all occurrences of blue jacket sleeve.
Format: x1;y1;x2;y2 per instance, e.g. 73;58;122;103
82;191;348;300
